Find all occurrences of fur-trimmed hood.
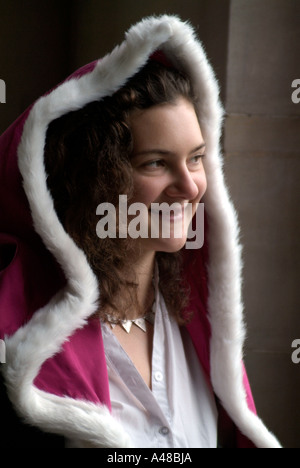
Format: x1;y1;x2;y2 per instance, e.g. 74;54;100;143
0;15;281;448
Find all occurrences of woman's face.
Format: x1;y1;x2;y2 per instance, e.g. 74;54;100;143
128;97;207;253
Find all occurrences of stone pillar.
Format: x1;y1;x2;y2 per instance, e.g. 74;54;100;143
224;0;300;448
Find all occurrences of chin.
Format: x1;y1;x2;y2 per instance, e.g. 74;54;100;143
154;236;188;253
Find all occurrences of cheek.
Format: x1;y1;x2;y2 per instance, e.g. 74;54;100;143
131;175;164;205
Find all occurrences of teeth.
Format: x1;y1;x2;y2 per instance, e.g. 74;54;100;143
150;207;185;215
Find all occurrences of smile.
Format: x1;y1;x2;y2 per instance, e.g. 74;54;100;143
150;207;184;222
150;202;188;222
96;195;204;248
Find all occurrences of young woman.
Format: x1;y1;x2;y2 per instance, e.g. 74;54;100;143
0;15;281;448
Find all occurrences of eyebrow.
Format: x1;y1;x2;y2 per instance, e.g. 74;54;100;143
133;143;206;158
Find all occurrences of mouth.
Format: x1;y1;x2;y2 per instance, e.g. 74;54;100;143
149;203;191;223
169;207;184;221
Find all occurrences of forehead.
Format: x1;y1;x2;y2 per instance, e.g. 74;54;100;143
129;97;204;154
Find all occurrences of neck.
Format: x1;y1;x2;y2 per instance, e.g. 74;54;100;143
127;250;156;320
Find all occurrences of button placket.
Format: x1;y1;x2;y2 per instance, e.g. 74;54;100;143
150;293;173;447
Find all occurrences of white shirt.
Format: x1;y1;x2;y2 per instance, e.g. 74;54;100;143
101;282;218;448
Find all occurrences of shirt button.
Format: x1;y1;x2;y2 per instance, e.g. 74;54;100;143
154;371;163;382
159;426;170;436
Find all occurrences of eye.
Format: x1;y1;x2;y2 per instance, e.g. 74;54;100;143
143;159;165;169
189;154;205;165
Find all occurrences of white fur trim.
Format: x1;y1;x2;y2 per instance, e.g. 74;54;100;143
3;15;281;447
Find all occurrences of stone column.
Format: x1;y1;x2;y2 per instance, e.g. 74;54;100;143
224;0;300;448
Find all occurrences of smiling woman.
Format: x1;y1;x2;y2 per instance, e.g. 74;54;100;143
0;15;281;448
44;60;198;325
43;58;216;446
129;97;207;253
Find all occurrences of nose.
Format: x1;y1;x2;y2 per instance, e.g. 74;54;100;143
165;165;206;201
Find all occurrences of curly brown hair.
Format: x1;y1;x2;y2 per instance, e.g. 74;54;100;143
44;58;198;323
